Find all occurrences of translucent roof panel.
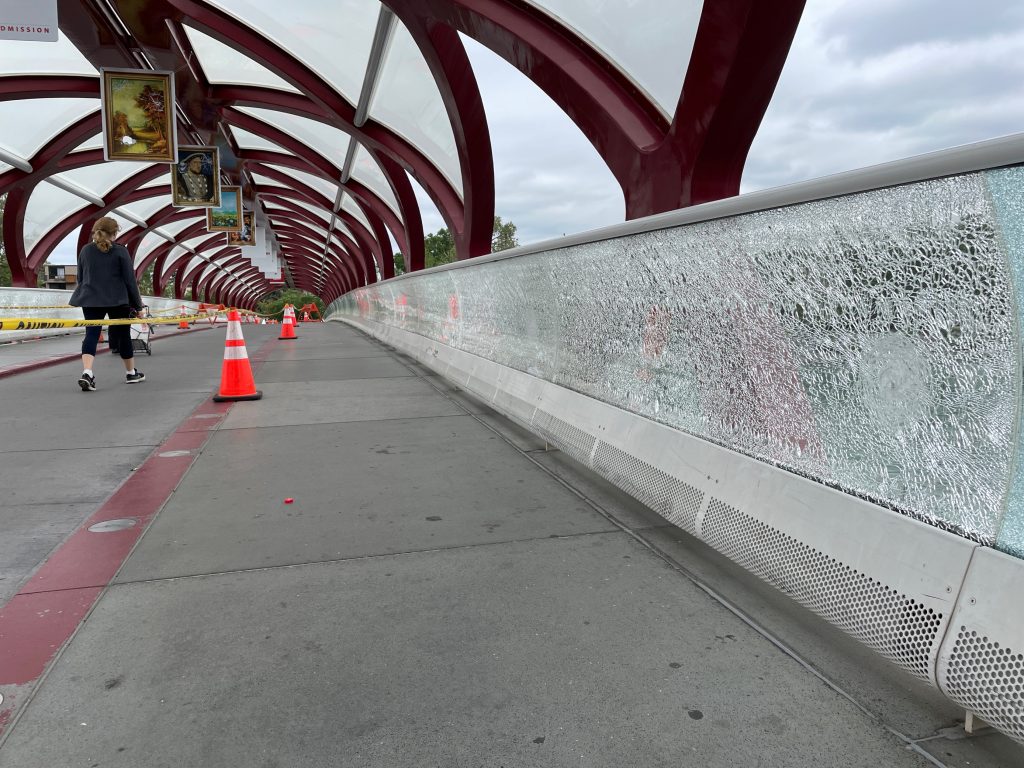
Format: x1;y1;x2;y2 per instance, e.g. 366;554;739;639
230;127;286;153
261;164;339;204
155;217;206;239
74;133;104;152
350;144;398;214
527;0;703;117
272;215;331;238
0;160;12;174
136;231;171;264
24;182;89;255
183;24;300;93
203;0;379;103
0;33;97;76
118;197;173;222
234;107;350;170
337;198;371;238
369;20;461;196
104;212;137;237
263;201;333;224
54;161;156;199
139;173;172;190
0;100;99;161
179;233;219;252
250;173;294;194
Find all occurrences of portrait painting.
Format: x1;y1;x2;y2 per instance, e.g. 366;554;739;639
171;145;221;208
226;212;256;246
207;186;242;232
100;68;176;162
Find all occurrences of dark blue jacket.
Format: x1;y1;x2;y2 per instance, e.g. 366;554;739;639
69;242;143;310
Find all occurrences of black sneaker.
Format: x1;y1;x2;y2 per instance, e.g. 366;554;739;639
78;372;96;391
126;369;146;384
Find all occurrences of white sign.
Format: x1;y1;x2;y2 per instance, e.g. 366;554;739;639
0;0;58;42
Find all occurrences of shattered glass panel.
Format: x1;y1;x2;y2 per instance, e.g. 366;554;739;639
330;167;1024;552
987;167;1024;558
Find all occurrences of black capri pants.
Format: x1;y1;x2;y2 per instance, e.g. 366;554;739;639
82;305;134;359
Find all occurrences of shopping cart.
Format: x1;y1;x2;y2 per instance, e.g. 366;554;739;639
130;307;153;356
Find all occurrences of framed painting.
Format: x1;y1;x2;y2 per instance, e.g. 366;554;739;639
226;212;256;246
207;186;242;232
100;68;176;162
171;145;221;208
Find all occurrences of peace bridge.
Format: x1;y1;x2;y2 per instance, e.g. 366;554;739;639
0;1;1023;766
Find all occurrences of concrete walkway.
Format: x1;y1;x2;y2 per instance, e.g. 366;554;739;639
0;322;1020;767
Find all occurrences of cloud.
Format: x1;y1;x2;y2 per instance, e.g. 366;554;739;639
743;0;1024;192
462;35;624;247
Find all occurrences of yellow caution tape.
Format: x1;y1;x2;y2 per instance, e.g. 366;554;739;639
0;314;217;331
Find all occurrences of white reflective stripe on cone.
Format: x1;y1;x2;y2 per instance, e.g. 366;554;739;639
226;321;244;341
224;346;249;360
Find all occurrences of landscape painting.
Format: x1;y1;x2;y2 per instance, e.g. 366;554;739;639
100;68;176;162
207;186;242;232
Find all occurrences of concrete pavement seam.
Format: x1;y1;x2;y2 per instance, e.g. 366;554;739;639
100;529;628;588
386;347;954;768
0;334;275;750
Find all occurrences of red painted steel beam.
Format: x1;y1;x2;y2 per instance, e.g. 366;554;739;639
391;0;803;215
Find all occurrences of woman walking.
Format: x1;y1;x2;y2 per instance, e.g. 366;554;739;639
69;217;146;391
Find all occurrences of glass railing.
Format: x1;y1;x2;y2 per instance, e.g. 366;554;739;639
0;288;204;342
328;136;1024;559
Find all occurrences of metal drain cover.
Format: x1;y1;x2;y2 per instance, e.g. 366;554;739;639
88;518;138;533
158;450;191;458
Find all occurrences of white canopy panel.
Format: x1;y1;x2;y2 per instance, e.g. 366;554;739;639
0;34;97;76
230;126;286;153
54;161;157;199
369;20;462;196
183;24;300;93
351;144;398;214
203;0;380;105
527;0;704;117
24;182;88;255
0;100;98;161
235;106;351;170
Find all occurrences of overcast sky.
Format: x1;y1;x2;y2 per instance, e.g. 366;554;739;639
449;0;1024;247
50;0;1024;266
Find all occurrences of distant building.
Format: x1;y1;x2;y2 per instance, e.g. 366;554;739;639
43;263;77;290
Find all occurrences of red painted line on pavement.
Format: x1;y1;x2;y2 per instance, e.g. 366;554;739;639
0;333;277;703
0;326;213;380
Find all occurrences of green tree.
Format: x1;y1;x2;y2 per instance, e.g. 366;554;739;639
257;287;325;321
492;215;519;252
420;216;519;272
424;227;455;268
138;263;156;296
393;252;406;276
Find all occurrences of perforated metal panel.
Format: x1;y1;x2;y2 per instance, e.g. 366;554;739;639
532;409;596;465
592;441;704;534
942;628;1024;739
701;498;942;681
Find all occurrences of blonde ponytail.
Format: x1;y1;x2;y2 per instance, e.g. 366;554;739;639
91;216;120;253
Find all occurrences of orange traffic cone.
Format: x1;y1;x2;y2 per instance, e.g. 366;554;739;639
213;310;262;401
178;305;189;329
278;314;297;340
